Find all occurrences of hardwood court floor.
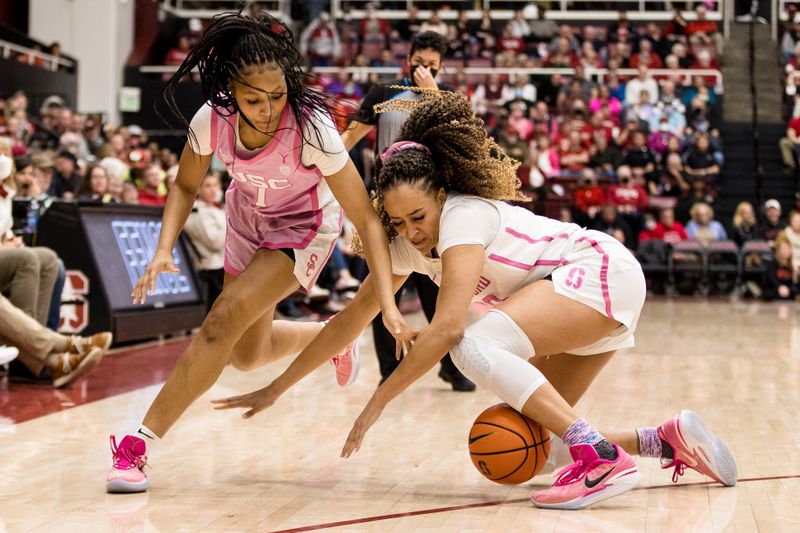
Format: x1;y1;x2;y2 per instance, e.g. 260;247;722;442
1;299;799;532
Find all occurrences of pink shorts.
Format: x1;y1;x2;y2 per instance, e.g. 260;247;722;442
223;199;343;292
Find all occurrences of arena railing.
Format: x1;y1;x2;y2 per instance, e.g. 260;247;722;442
160;0;291;21
331;0;723;22
309;66;725;94
0;39;76;72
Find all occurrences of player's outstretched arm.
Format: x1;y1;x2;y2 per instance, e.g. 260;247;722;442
325;158;416;347
211;272;408;418
341;244;484;457
132;144;211;304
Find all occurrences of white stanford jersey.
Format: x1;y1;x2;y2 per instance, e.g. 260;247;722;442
390;193;644;330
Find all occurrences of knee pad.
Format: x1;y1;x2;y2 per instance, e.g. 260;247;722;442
451;310;546;412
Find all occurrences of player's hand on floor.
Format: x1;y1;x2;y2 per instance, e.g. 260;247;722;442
132;249;179;304
341;401;384;458
211;385;278;419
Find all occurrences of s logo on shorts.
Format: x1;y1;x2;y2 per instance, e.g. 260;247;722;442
564;267;586;290
305;253;319;277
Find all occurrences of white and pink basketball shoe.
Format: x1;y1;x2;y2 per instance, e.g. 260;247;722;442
106;435;149;493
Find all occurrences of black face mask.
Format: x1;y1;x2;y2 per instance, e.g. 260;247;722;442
408;64;439;85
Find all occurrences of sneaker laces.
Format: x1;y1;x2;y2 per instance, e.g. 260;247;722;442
110;436;147;470
661;458;687;483
553;460;590;486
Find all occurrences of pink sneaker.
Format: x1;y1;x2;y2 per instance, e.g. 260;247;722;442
531;443;640;510
331;338;359;387
321;319;360;387
658;410;737;486
106;435;149;493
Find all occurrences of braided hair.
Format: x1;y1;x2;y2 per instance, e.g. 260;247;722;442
160;9;335;151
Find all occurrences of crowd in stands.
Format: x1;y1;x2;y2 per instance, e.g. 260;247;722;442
0;4;796;383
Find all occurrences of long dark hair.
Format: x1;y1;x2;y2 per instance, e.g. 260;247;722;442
160;10;336;152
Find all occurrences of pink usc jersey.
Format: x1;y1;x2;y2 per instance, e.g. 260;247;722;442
209;106;343;291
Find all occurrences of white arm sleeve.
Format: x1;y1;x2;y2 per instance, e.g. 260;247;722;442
300;110;350;176
437;198;501;255
188;103;214;155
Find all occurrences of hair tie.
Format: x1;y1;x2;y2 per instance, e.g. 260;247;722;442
379;141;430;165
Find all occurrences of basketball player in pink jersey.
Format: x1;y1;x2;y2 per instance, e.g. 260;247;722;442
105;11;412;493
215;92;738;510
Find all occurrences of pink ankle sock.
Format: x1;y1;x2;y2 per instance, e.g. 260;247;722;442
636;427;662;457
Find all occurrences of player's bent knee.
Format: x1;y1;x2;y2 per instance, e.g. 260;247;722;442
452;310;548;412
228;352;263;371
200;297;242;345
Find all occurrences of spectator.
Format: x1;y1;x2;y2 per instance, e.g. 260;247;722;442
607;164;649;237
630;39;663;69
508;9;531;38
578;41;603;69
683;75;717;108
75;163;109;201
360;4;390;45
608;11;631;43
625;66;660;106
31;152;56;197
648;117;680;157
528;132;560;187
670;42;692;69
573;168;605;223
588;133;621;176
625;89;658;127
686;202;727;247
420;10;449;36
589;85;622;118
0;294;111;387
779;112;800;169
121;181;139;204
676;176;715;224
763;199;786;246
624;130;657;178
686;5;724;56
528;7;558;43
164;35;192;68
300;12;341;67
396;5;423;40
766;238;798;300
498;127;529;165
651;152;689;197
558;130;590;173
137;164;166;206
782;19;800;63
106;173;124;203
184;173;225;313
52;149;81;198
781;210;800;274
593;203;634;248
498;23;526;56
545;36;576;67
684;134;721;185
11;156;42;197
731;201;763;246
0;155;60;328
502;75;537;106
641;207;688;245
507;101;534;140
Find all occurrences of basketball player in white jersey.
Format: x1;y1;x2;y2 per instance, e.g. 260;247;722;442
214;92;737;510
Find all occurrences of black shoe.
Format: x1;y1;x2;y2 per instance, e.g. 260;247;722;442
438;367;476;392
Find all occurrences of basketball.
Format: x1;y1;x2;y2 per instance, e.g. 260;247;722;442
468;403;551;485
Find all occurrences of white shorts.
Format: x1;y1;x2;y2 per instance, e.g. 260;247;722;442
549;230;646;356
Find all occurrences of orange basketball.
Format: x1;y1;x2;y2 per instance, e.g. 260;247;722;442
468;403;551;484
